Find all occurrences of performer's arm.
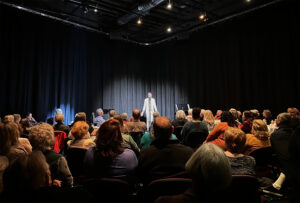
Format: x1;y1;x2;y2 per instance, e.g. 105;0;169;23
141;99;146;117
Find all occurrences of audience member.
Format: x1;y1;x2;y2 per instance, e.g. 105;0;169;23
230;108;241;125
205;111;237;150
67;121;95;150
172;110;187;128
27;113;38;127
203;110;216;133
186;108;193;121
287;107;300;129
138;117;193;184
126;109;147;133
69;112;93;137
54;114;70;135
250;109;260;119
13;114;21;124
181;107;209;143
263;109;273;125
240;111;254;134
84;119;138;180
156;143;232;203
29;123;73;187
121;113;128;125
224;128;256;176
109;109;116;119
214;110;223;122
19;118;31;138
93;108;105;127
244;119;270;154
3;115;14;123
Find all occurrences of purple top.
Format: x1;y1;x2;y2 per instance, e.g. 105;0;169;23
84;147;138;179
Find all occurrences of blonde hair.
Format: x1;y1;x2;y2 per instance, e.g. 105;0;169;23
29;123;54;152
71;121;89;140
3;115;14;123
175;110;186;119
224;127;246;153
188;108;193;116
55;114;64;123
251;119;269;141
203;110;215;125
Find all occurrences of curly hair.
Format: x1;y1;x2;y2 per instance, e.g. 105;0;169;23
29;123;54;152
224;127;246;154
251;119;269;141
0;122;19;155
71;121;89;140
95;119;124;159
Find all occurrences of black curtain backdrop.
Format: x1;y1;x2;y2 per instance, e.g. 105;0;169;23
0;0;300;123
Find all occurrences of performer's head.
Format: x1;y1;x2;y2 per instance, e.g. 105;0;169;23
147;92;152;98
153;116;173;142
132;109;141;121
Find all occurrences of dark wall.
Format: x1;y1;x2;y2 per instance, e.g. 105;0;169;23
0;0;299;123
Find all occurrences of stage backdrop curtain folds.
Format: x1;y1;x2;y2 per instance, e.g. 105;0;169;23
0;0;300;123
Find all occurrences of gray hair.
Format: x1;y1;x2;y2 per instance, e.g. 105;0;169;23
96;108;104;116
176;110;186;119
56;108;63;115
121;113;128;120
185;143;232;192
153;111;160;119
29;123;55;152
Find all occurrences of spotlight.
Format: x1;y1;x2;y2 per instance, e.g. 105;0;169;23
199;12;207;21
94;8;98;13
137;18;142;25
166;0;172;10
167;26;172;33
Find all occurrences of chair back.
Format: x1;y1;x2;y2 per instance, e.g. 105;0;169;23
183;131;207;149
53;131;67;153
173;126;183;141
146;178;192;202
66;148;87;178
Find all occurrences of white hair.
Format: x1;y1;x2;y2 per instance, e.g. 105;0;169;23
96;108;104;116
176;110;186;119
56;108;63;115
185;143;232;192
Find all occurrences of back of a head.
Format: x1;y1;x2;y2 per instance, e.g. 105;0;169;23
0;122;19;155
192;107;201;120
153;111;160;119
251;119;269;140
224;127;246;154
204;110;214;125
221;111;236;127
188;108;193;116
287;107;300;119
55;114;64;123
243;111;254;122
74;112;87;123
95;119;124;159
20;118;30;130
176;110;186;119
29;123;54;152
230;109;239;121
277;112;291;126
3;115;14;123
250;109;260;119
56;108;63;115
153;117;172;141
109;110;116;118
71;121;89;140
185;143;231;193
121;113;128;121
13;114;21;124
132;109;141;120
113;114;123;126
3;150;50;194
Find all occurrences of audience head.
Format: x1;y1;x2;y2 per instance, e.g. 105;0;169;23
242;110;254;122
28;123;54;152
74;112;87;123
221;111;237;127
188;108;193;116
175;110;186;120
0;122;20;155
192;107;201;120
147;92;152;98
96;108;104;117
216;110;223;117
109;110;116;118
203;110;214;125
262;109;272;125
153;117;173;142
153;111;160;120
3;150;51;193
250;109;260;119
224;128;246;154
95;119;124;159
55;114;64;124
71;121;89;140
229;109;239;121
121;113;128;121
251;119;269;141
185;143;231;192
56;108;63;115
287;107;300;120
13;114;21;124
3;115;14;123
113;114;123;126
20;118;30;134
276;113;291;127
132;109;141;121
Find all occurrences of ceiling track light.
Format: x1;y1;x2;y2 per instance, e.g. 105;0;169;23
166;0;172;10
199;12;208;22
137;18;142;25
167;26;172;33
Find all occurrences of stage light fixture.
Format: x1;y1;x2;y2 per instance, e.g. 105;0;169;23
94;8;98;13
167;26;172;33
137;18;142;25
166;0;172;10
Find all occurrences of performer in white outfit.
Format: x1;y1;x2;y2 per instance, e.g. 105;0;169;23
141;92;158;131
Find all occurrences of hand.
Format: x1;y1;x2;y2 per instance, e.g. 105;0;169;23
52;179;62;187
141;113;144;117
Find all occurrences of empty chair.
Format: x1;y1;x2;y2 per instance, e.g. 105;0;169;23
183;131;207;149
146;178;192;202
53;131;67;153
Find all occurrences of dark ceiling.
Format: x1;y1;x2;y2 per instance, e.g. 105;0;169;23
0;0;283;45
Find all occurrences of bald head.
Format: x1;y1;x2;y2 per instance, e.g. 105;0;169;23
153;116;173;140
132;109;141;120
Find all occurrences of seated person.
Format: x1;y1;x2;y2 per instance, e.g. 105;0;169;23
69;112;94;137
29;123;73;187
53;114;70;135
141;131;178;150
138;117;194;184
67;121;95;150
172;110;188;128
84;119;138;180
93;108;105;127
126;109;147;133
239;111;254;134
224;127;256;176
244;119;270;154
156;143;232;203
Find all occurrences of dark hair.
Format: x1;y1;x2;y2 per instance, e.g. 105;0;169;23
221;111;237;127
263;109;272;125
113;114;123;126
132;109;141;120
95;119;124;159
243;111;254;122
192;107;201;120
74;112;86;123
